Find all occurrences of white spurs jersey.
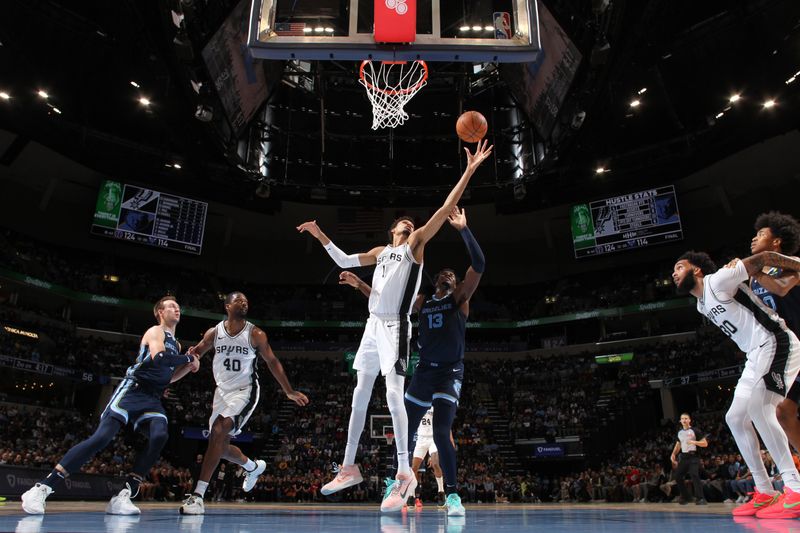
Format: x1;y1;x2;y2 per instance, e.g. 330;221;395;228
212;321;258;392
417;407;434;438
369;243;423;317
697;260;794;355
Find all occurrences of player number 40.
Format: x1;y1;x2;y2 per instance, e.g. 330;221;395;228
223;358;241;372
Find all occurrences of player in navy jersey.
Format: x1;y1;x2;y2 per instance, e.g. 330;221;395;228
738;212;800;451
20;296;199;516
339;206;484;516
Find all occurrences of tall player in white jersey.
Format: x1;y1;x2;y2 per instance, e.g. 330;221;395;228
297;140;492;512
673;250;800;518
180;292;308;515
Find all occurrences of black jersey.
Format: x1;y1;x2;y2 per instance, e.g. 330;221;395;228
751;267;800;336
123;329;185;396
417;292;466;364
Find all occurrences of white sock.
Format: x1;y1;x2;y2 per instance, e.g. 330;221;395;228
194;480;208;497
436;477;444;492
397;452;411;475
243;459;256;472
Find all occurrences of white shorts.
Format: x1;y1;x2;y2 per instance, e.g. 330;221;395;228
413;435;438;459
734;335;800;400
353;315;412;376
209;383;260;436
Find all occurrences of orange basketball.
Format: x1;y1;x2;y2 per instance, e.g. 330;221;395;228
456;111;488;143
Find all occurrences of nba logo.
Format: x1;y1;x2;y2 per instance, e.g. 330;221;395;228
494;12;512;40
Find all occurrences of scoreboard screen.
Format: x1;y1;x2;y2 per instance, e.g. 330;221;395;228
570;185;683;259
91;180;207;255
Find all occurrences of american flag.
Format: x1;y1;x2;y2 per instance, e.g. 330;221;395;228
275;22;307;36
337;208;384;235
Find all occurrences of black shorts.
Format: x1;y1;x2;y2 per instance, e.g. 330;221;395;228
405;360;464;407
788;378;800;404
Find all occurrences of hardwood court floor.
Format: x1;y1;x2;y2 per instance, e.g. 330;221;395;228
0;501;788;533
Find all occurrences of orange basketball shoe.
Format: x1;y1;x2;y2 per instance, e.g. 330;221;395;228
756;487;800;519
732;490;779;517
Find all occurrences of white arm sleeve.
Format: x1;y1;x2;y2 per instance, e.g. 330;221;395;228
324;242;362;268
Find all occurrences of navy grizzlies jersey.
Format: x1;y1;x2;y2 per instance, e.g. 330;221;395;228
751;268;800;336
124;330;184;396
417;293;466;364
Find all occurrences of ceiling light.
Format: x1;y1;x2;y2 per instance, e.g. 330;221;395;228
728;93;741;103
130;81;140;88
459;26;470;32
715;112;724;119
303;27;313;33
786;76;796;84
314;27;324;33
629;99;640;108
472;25;482;31
763;99;776;108
595;166;608;174
52;107;62;114
139;97;151;106
37;90;49;99
484;26;494;31
172;163;182;169
637;87;647;94
0;92;9;100
324;27;334;33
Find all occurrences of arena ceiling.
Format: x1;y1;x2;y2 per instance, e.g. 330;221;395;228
0;0;799;210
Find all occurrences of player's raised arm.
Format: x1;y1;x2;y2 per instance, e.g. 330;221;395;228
408;140;492;260
297;220;383;267
742;252;800;277
252;328;309;406
448;207;485;308
187;327;216;360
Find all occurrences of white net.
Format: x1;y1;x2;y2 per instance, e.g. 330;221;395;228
359;60;428;130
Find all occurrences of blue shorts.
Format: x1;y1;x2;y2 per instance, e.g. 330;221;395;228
405;360;464;406
101;378;167;430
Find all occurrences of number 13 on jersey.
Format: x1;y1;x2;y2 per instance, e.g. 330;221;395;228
427;313;443;329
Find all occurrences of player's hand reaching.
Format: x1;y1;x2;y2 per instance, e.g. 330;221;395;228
286;390;310;406
447;206;467;231
296;220;323;239
188;354;200;373
339;271;362;288
464;139;493;172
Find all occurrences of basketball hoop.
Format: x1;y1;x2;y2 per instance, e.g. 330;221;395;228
384;431;395;446
359;60;428;129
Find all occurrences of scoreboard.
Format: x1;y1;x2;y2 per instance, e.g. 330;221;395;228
571;185;683;259
91;180;207;255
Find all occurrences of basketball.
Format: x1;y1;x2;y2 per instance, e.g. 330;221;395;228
456;111;488;143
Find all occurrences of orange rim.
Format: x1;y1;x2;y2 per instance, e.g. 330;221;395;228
359;60;429;96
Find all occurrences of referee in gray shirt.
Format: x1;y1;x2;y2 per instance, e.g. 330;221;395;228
670;413;709;505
